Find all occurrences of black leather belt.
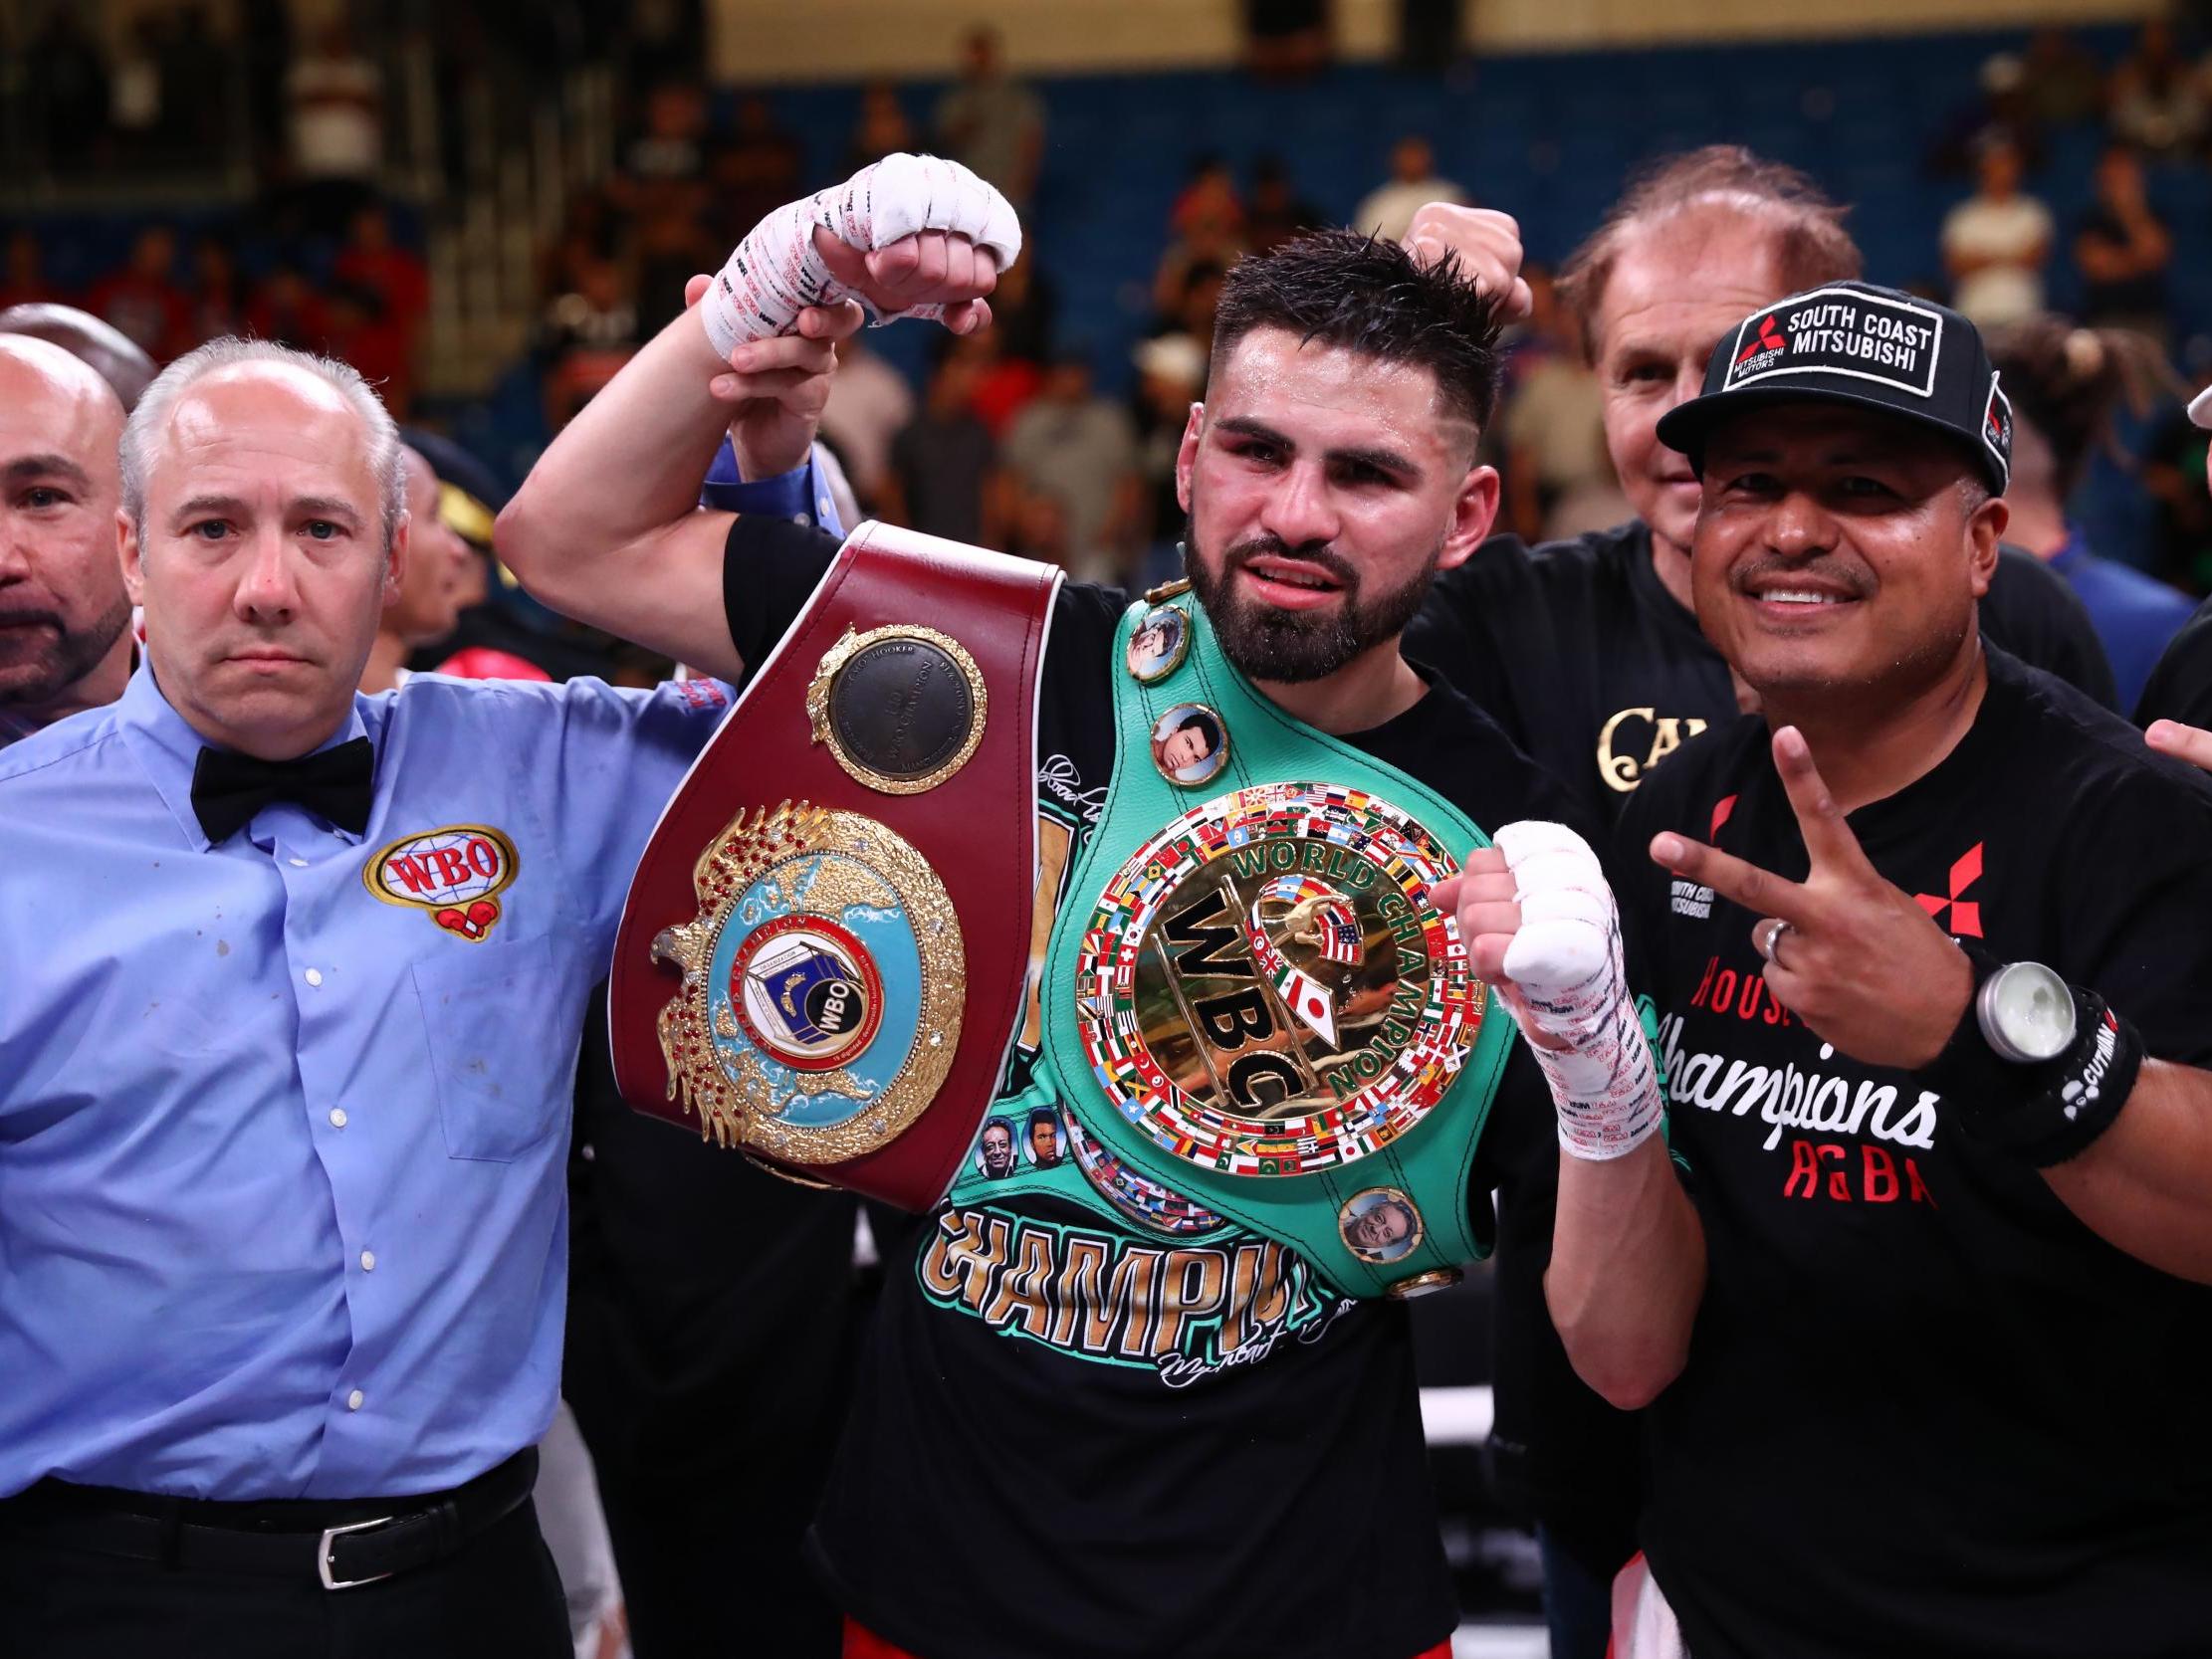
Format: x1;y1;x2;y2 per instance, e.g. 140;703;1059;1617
0;1447;538;1591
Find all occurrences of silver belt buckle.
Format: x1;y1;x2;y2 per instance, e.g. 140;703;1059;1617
318;1515;397;1590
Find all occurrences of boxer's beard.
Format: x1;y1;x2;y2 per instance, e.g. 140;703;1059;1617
1185;519;1441;684
0;593;131;709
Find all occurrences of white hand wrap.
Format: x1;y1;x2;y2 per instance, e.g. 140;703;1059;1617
700;152;1022;361
1493;821;1665;1161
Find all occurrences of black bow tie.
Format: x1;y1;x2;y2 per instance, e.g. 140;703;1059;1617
191;736;374;844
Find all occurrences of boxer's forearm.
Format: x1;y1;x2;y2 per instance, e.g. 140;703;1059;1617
2043;1059;2212;1284
1547;1140;1705;1410
500;304;735;602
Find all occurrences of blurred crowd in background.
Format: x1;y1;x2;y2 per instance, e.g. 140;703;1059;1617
6;2;2211;696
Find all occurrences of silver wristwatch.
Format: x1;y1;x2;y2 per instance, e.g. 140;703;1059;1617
1976;959;2077;1064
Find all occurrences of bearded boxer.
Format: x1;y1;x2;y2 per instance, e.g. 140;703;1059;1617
0;334;132;751
1444;283;2212;1657
497;164;1600;1659
0;180;994;1654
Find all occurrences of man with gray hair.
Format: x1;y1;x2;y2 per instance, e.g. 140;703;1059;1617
0;249;967;1648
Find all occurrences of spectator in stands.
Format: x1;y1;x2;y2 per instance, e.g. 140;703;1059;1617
985;253;1056;365
110;16;165;164
935;25;1044;207
963;326;1043;438
1177;260;1228;356
1986;316;2193;710
1242;0;1333;81
88;226;191;361
2014;27;2105;127
1131;330;1208;577
187;234;248;345
818;335;915;510
1246;155;1323;253
285;20;384;229
1001;352;1143;584
620;79;718;329
326;284;413;419
2107;16;2208;158
2141;352;2212;596
2075;142;2173;344
245;260;331;353
542;256;642;430
847;80;916;172
1154;155;1248;317
157;6;230;166
0;232;49;312
0;336;131;749
882;337;1002;547
709;96;806;250
1932;49;2059;181
335;206;430;359
1940;133;2053;327
1353;135;1466;244
1499;268;1616;541
360;446;472;695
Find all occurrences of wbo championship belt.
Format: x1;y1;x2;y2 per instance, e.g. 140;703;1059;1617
1030;586;1515;1299
608;521;1060;1210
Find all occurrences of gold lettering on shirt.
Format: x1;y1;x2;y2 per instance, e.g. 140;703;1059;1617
1596;708;1710;792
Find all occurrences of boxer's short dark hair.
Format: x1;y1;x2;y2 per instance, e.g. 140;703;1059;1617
1212;230;1504;431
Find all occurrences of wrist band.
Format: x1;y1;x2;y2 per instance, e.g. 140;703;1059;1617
1917;944;2142;1167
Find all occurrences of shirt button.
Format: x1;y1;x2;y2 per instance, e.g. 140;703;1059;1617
288;857;309;868
360;1250;376;1272
790;512;809;526
329;1108;348;1128
346;1389;364;1411
305;968;324;987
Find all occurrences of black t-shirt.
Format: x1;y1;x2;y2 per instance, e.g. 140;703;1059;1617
1404;520;2119;830
1618;649;2212;1659
720;517;1572;1659
2135;592;2212;728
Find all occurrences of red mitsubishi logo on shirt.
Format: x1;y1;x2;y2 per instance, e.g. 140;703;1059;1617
1915;843;1984;938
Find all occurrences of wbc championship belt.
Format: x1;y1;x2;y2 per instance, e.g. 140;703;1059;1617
1034;586;1515;1299
608;521;1060;1210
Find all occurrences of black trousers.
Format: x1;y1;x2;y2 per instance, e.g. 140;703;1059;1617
0;1498;570;1659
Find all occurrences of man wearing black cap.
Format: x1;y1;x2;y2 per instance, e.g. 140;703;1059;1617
1451;281;2212;1656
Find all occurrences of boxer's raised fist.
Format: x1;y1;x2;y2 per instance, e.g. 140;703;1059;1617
701;153;1020;361
1403;203;1532;323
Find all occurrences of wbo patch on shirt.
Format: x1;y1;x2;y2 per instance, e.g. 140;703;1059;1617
364;824;520;941
1724;286;1944;400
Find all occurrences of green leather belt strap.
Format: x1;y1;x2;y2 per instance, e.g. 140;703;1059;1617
1031;588;1517;1299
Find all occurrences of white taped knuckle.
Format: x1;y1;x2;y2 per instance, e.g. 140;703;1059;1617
1501;918;1606;993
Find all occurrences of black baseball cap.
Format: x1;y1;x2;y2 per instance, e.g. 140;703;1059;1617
1656;280;2013;495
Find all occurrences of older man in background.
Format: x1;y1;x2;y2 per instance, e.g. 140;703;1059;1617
0;334;132;751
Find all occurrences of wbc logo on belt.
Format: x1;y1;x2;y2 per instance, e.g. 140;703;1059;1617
364;825;519;940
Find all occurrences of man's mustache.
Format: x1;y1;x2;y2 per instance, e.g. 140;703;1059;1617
1728;555;1874;600
1222;535;1360;594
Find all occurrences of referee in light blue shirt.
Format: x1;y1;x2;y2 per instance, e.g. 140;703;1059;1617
0;335;826;1657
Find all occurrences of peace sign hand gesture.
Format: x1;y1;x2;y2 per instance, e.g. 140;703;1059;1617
1649;726;1972;1072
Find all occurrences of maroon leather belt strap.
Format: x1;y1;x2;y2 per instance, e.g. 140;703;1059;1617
609;521;1060;1210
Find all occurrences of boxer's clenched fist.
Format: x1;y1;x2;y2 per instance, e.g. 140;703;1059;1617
1433;822;1663;1159
700;153;1019;360
1403;203;1533;322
